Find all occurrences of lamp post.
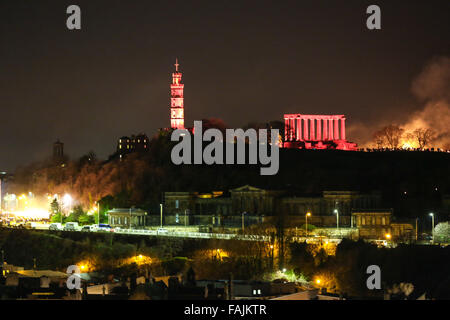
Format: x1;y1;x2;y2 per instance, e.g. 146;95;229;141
334;209;339;230
415;218;418;242
129;207;132;230
429;213;434;243
160;204;163;228
305;212;311;237
242;212;247;232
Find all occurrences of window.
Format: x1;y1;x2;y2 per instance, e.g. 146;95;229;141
175;200;179;209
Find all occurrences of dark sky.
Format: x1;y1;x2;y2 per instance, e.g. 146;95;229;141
0;0;449;171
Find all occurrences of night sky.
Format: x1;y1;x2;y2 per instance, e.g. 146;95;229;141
1;0;449;171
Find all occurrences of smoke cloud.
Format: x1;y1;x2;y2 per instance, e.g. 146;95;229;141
404;56;450;148
350;56;450;149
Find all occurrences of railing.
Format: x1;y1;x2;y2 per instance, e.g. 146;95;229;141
10;225;342;243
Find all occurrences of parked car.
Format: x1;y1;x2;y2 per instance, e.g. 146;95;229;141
49;223;63;230
81;225;97;232
97;224;113;232
157;227;169;235
64;222;80;231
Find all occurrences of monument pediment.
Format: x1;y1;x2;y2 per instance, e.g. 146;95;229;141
230;185;265;193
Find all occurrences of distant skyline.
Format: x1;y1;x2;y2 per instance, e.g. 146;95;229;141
1;0;449;171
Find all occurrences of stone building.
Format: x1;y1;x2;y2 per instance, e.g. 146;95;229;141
117;133;149;155
352;209;414;241
163;185;382;228
107;208;148;229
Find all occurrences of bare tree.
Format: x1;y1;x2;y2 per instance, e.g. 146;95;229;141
413;128;435;149
374;125;404;148
373;130;386;148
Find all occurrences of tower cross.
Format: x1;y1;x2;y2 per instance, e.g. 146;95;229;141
175;58;179;72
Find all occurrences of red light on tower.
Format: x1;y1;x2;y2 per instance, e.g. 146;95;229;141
170;58;185;129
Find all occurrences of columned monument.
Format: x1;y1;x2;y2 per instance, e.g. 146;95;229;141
283;114;357;150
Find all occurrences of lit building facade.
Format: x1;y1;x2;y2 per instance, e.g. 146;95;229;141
170;58;185;129
351;209;414;241
117;134;149;155
283;114;358;150
164;185;381;220
107;208;148;229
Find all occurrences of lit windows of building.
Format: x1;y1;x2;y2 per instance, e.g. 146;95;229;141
116;133;149;156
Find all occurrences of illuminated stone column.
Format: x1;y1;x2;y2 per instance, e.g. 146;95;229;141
310;118;315;140
303;118;309;140
317;118;322;140
334;119;339;140
290;118;295;140
340;117;346;141
284;118;289;141
328;119;334;140
296;118;302;140
323;118;328;140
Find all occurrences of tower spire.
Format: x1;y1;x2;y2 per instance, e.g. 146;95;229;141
170;58;184;129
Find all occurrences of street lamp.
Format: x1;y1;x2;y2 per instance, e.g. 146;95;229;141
185;209;189;227
429;213;435;243
160;204;163;228
334;209;339;230
129;207;132;230
242;212;247;232
305;212;311;236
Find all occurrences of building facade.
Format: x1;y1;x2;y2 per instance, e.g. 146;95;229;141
164;185;382;223
352;209;414;241
107;208;148;229
117;134;149;155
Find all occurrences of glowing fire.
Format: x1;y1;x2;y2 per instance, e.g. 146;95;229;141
11;209;50;219
402;142;414;150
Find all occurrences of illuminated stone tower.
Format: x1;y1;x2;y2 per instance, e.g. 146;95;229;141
170;58;185;129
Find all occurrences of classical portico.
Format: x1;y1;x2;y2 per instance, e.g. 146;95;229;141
284;114;346;141
283;114;356;150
